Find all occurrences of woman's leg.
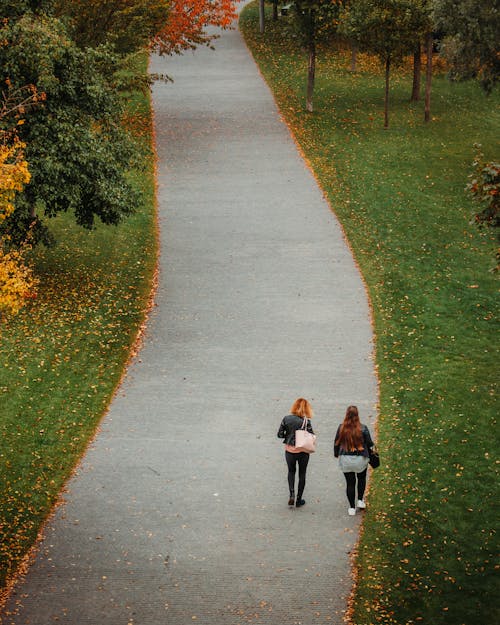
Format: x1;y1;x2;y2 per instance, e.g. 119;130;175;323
285;451;297;497
296;452;310;500
357;468;368;501
343;472;356;508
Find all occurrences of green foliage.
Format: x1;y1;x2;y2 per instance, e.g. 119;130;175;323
467;145;500;269
53;0;170;54
286;0;341;45
433;0;500;93
0;13;140;246
340;0;421;63
0;0;54;19
241;3;499;623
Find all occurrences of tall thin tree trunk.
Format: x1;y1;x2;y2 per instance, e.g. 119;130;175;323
306;40;316;112
306;12;316;113
272;0;278;21
411;41;421;101
259;0;265;34
384;56;390;128
424;32;433;122
350;42;358;72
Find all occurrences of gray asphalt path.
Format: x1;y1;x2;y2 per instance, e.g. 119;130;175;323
2;12;377;625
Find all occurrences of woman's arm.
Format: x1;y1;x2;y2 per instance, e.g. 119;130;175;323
363;425;374;449
333;425;341;457
277;418;287;438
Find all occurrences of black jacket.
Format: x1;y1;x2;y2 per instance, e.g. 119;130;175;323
277;414;314;447
334;424;373;457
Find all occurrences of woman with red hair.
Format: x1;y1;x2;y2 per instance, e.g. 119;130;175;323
277;398;315;508
334;405;374;516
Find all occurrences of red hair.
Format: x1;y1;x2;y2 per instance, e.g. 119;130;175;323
335;405;363;451
290;398;313;419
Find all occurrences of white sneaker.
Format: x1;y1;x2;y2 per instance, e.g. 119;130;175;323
348;508;356;516
357;500;366;509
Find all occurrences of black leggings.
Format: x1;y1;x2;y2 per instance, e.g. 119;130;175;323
343;469;367;507
285;451;310;499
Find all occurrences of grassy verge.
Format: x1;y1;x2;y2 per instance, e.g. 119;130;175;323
241;4;498;624
0;54;157;590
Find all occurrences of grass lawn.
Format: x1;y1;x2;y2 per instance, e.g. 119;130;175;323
0;56;157;591
240;4;499;624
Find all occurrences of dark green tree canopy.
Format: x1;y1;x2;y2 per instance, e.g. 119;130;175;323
53;0;170;55
0;14;139;246
433;0;499;92
0;0;54;18
340;0;419;62
288;0;341;46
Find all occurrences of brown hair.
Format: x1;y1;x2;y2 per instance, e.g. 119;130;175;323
290;397;313;419
335;405;363;451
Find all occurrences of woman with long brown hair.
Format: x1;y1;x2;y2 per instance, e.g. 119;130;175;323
277;398;315;508
334;405;374;516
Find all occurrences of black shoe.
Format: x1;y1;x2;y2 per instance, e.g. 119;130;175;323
296;499;306;507
288;493;295;506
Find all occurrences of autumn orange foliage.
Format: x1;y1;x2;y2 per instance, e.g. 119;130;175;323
153;0;237;55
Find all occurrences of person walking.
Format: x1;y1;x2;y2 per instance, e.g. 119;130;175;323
334;405;374;516
277;398;315;508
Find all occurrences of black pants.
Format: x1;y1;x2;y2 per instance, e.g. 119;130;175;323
343;468;367;507
285;451;310;499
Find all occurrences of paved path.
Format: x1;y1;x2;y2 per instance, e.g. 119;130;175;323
2;11;377;625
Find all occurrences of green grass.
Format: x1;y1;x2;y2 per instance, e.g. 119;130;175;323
0;55;157;590
241;5;499;624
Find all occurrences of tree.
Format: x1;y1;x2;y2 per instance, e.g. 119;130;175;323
9;1;237;58
410;40;422;101
152;0;237;55
433;0;499;93
295;1;317;112
0;14;139;246
408;0;433;105
1;1;238;247
289;0;342;113
340;0;420;128
423;30;432;122
53;0;171;54
467;145;500;270
260;0;265;33
272;0;279;22
0;0;54;19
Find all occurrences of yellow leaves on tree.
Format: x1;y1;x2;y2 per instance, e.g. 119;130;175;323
0;134;30;223
0;133;38;316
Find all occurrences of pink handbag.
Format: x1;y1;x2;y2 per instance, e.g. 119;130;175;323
294;418;316;453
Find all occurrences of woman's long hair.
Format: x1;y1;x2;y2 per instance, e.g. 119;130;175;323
290;397;313;419
335;405;363;451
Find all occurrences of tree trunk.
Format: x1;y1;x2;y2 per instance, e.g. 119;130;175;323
424;32;433;122
411;41;421;101
350;42;358;72
259;0;265;34
306;37;316;112
384;56;390;128
272;0;278;21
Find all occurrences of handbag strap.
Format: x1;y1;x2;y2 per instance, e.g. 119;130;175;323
300;417;308;430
